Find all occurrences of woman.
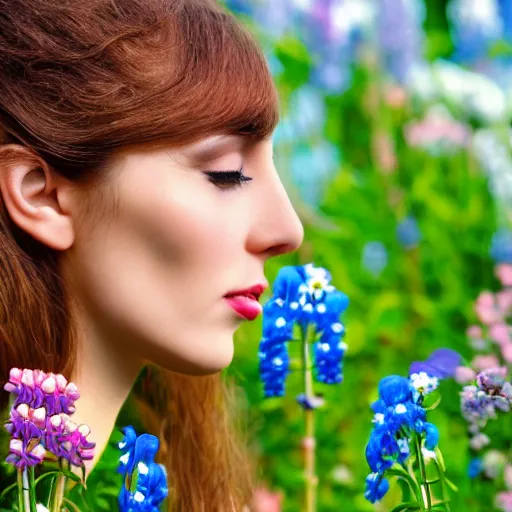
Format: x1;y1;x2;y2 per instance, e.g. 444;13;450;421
0;0;304;509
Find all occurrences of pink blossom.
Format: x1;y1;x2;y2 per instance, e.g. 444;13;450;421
490;324;511;345
502;343;512;363
252;486;283;512
454;366;476;384
496;264;512;287
505;464;512;490
472;355;501;372
497;491;512;512
475;292;503;325
497;290;512;312
467;325;483;338
404;111;470;149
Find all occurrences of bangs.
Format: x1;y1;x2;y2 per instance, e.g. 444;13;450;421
144;1;280;147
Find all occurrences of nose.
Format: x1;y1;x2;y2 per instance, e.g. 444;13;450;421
247;168;304;259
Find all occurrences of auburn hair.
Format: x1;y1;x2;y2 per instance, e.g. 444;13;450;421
0;0;279;509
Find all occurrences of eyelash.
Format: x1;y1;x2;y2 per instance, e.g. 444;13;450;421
203;168;253;190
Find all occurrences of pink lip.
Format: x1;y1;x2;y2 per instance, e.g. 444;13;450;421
224;296;263;321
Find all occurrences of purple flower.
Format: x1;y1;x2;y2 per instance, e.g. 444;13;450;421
4;367;93;469
6;437;46;469
409;348;462;379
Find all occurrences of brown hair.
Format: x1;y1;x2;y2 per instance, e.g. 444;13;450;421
0;0;279;509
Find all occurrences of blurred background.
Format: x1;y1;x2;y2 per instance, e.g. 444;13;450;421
221;1;512;511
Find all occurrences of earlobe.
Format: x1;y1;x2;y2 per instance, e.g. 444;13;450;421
0;146;75;251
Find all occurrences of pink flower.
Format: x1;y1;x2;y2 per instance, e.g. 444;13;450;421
472;355;501;372
497;290;512;312
502;343;512;363
490;324;511;345
496;264;512;287
467;325;483;338
505;464;512;490
475;292;503;325
497;491;512;512
252;486;283;512
454;366;476;384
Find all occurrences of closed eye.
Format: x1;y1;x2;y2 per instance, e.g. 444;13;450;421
203;168;253;190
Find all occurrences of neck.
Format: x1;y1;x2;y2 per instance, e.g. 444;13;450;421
70;317;143;479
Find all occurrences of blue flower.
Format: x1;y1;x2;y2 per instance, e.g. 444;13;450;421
423;422;440;450
362;242;388;277
397;216;421;248
490;229;512;264
468;457;483;478
258;264;348;397
364;472;390;503
118;426;168;512
378;376;414;407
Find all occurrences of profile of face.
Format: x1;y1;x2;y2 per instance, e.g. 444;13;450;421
30;134;303;376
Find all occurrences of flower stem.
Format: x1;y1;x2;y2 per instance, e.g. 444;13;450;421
27;466;37;512
301;323;317;512
415;434;432;512
50;459;68;512
17;469;25;512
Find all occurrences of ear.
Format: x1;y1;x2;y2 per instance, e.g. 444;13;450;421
0;145;75;251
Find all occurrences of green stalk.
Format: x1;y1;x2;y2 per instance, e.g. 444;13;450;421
27;466;37;512
17;469;25;512
301;323;317;512
50;459;68;512
415;434;432;512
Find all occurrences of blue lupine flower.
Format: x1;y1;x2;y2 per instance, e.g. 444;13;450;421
397;216;421;248
258;263;348;397
409;348;462;379
490;229;512;264
364;372;442;504
377;0;425;84
362;241;388;277
447;0;502;64
498;0;512;40
468;457;483;478
364;472;390;503
423;422;440;450
118;427;168;512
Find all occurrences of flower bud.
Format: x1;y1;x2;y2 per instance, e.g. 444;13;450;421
41;376;56;394
16;403;29;419
21;369;34;388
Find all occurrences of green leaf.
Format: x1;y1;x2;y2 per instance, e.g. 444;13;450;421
0;482;17;503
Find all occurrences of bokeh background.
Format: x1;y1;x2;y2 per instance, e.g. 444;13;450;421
222;1;512;511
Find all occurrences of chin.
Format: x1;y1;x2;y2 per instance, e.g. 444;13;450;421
155;340;235;376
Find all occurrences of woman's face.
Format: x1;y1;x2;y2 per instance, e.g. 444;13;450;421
64;135;304;375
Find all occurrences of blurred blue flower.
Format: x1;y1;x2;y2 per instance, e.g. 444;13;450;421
397;216;421;248
409;348;462;379
377;0;425;84
468;457;483;478
224;0;253;16
290;141;341;208
490;229;512;264
497;0;512;40
447;0;502;64
258;263;348;397
362;241;388;277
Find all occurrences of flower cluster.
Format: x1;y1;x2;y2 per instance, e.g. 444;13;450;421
364;373;441;503
118;426;168;512
3;368;94;470
460;368;512;451
258;263;349;397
